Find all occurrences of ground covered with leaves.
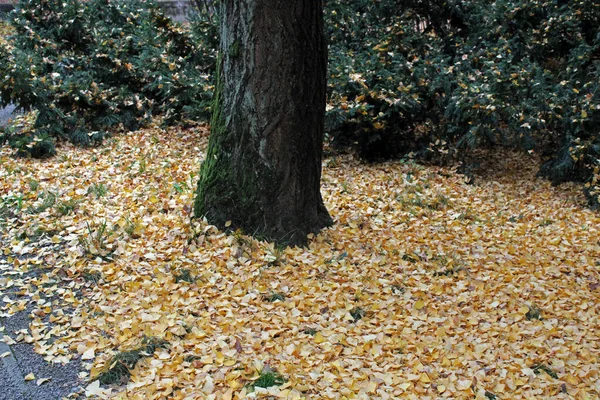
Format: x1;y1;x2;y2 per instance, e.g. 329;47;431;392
1;124;599;399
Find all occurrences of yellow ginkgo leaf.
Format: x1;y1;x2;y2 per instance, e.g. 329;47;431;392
414;299;425;310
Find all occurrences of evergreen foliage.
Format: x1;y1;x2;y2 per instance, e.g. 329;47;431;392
1;0;599;206
0;0;215;157
325;0;600;206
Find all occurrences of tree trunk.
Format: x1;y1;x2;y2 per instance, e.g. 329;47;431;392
194;0;333;246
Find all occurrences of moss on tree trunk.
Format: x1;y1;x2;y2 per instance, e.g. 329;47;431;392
194;0;332;246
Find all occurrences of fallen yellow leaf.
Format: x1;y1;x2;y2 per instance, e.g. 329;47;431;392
314;332;326;344
456;379;471;390
36;377;51;386
414;299;425;310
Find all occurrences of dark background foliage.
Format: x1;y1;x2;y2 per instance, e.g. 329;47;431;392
0;0;216;157
325;0;600;206
0;0;599;206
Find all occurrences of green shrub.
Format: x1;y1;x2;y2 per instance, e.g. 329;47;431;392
0;0;215;157
325;0;600;206
3;0;599;207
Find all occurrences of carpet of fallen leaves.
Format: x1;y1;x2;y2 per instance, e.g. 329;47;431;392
1;122;599;399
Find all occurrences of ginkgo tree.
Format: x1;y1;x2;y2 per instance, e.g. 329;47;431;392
194;0;333;246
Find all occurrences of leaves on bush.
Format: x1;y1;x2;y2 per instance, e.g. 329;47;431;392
0;0;215;157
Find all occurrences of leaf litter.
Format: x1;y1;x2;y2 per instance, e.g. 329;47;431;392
0;122;599;399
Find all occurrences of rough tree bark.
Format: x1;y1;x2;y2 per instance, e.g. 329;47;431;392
194;0;333;246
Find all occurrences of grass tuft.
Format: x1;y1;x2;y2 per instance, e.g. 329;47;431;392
532;363;559;379
80;219;113;259
83;270;103;285
263;292;285;302
265;244;286;266
142;336;169;354
31;190;57;214
303;328;318;336
391;284;405;294
183;354;201;363
97;336;169;385
174;268;195;283
526;305;543;321
98;349;141;385
123;216;141;238
28;179;39;191
56;198;81;216
249;369;286;389
350;306;365;322
88;183;108;199
433;266;465;277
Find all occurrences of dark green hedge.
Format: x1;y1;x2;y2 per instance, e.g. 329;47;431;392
326;0;600;206
0;0;215;157
1;0;599;206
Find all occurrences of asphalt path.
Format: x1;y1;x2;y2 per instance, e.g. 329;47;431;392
1;105;85;399
0;306;83;400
